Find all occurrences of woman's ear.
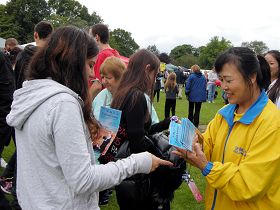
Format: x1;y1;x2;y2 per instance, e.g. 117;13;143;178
145;64;151;72
250;73;257;84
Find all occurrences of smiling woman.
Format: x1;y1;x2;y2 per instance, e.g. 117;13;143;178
5;26;172;210
173;47;280;210
92;56;126;120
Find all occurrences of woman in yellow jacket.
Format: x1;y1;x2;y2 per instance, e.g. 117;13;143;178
174;47;280;210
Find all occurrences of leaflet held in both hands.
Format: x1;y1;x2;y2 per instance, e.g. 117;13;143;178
169;118;203;151
95;106;122;156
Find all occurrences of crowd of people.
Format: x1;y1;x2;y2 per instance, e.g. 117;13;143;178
0;20;279;210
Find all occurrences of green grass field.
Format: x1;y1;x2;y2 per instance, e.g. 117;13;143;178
1;88;225;210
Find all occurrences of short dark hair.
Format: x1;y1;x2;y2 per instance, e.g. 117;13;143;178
158;53;171;64
90;23;109;44
34;21;53;39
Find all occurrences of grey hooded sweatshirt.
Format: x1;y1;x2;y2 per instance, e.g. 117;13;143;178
7;79;152;210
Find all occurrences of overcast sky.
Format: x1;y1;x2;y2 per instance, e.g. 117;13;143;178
1;0;279;53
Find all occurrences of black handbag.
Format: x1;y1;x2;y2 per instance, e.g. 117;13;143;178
115;132;186;208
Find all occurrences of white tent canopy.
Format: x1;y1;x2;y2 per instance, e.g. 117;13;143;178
20;42;36;49
0;39;36;50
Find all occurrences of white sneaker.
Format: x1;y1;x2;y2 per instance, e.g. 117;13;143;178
0;158;7;168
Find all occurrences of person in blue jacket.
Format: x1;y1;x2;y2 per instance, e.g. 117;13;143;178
185;64;207;127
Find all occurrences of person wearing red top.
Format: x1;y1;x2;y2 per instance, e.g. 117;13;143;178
90;24;126;203
90;24;121;81
93;48;120;81
88;24;122;101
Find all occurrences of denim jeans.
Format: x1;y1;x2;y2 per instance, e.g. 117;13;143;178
207;83;216;102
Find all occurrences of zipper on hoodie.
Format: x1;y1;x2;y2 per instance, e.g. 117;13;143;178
211;123;235;210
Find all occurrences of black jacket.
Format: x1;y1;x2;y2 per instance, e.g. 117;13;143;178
0;52;15;146
174;68;185;84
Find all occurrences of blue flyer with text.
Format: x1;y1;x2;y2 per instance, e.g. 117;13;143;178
95;106;122;155
169;118;197;151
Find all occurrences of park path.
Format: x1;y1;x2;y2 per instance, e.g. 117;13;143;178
198;124;207;133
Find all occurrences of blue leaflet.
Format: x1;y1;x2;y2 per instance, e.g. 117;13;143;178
99;106;122;133
169;118;196;151
96;106;122;155
169;121;184;148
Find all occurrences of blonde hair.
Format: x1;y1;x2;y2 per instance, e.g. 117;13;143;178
100;56;126;80
191;64;200;73
164;72;177;91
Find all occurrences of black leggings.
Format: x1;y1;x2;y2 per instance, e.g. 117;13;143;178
153;89;160;102
165;99;176;118
188;101;202;127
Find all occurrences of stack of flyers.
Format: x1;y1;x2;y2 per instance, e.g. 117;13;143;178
169;118;203;151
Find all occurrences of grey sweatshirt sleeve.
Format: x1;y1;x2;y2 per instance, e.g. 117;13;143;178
51;100;152;195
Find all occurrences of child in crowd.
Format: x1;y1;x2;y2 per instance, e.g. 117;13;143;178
164;72;178;118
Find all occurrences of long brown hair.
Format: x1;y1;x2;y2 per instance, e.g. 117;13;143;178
164;72;177;91
111;49;160;110
27;26;100;143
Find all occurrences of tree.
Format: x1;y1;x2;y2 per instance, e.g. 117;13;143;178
109;28;139;57
241;41;269;54
47;14;88;29
0;4;20;39
48;0;103;27
192;47;201;57
146;44;160;55
173;54;198;68
6;0;51;43
0;0;103;43
199;36;232;69
80;8;103;26
170;44;196;60
48;0;81;18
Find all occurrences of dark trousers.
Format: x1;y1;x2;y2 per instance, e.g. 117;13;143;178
2;150;16;179
116;188;170;210
1;132;21;210
0;190;12;210
188;101;202;127
165;99;176;118
153;89;160;102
